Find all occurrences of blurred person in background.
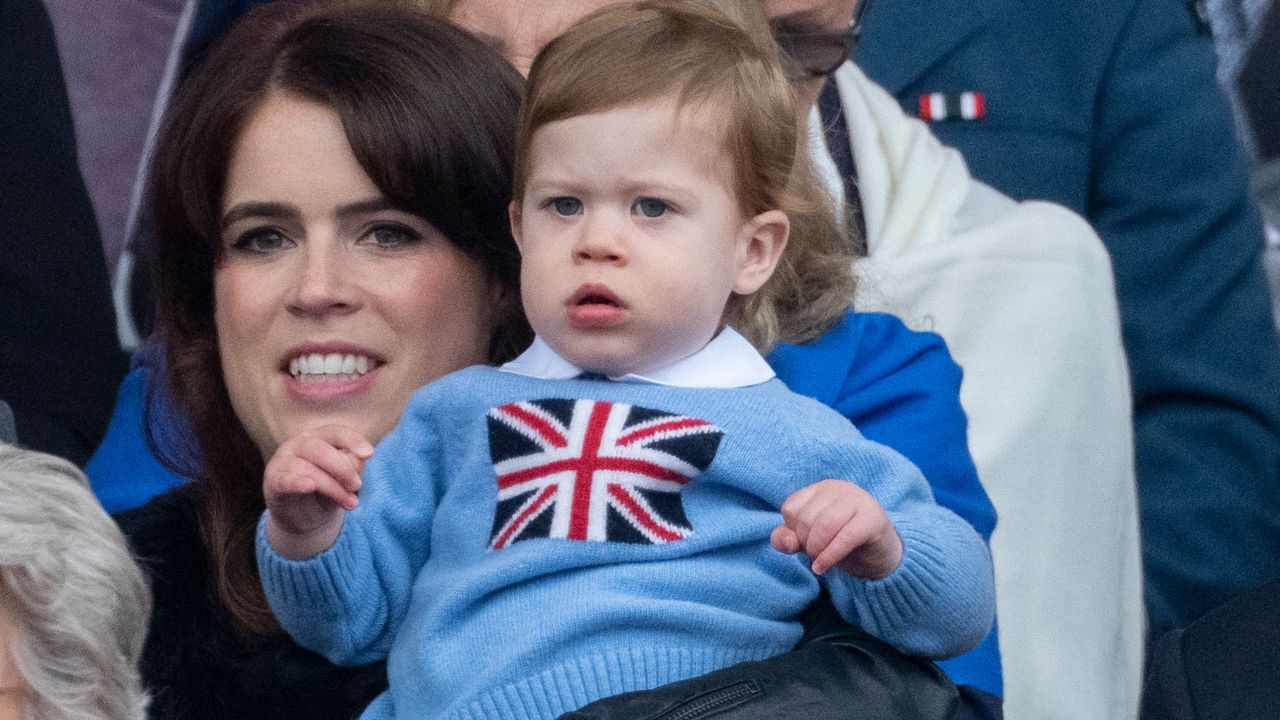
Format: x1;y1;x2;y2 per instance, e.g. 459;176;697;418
0;444;151;720
0;0;128;465
835;0;1280;645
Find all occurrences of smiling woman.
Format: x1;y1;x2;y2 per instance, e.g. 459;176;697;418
214;91;498;459
103;3;531;718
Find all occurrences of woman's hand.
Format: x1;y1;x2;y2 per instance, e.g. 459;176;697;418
263;424;374;560
770;479;904;579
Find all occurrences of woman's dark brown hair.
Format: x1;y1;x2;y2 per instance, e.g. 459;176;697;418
146;0;530;635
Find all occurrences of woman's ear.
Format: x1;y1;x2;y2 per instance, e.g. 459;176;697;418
509;200;524;252
732;209;789;295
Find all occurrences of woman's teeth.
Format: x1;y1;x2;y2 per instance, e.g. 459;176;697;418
289;353;372;381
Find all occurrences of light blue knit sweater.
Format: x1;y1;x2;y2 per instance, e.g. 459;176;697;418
257;367;995;720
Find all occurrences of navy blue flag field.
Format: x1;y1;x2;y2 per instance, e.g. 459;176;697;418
486;398;724;549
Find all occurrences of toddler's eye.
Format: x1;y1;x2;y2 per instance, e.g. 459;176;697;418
551;197;583;216
634;198;669;218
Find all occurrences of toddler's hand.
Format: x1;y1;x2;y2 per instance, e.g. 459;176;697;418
770;479;904;579
263;425;373;558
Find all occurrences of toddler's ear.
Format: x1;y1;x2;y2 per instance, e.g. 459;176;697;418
733;210;789;295
509;201;524;252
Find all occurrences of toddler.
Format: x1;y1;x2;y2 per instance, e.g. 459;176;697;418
257;3;995;719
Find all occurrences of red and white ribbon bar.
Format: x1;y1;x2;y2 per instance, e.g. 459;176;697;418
918;91;987;121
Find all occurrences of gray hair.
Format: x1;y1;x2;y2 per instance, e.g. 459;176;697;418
0;445;150;720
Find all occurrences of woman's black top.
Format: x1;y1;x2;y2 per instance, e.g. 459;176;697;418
116;487;387;720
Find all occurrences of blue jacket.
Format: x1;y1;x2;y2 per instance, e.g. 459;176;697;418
855;0;1280;636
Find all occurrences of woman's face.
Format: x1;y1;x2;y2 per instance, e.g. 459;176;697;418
215;91;497;458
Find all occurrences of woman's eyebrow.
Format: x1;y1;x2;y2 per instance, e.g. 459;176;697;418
220;198;398;229
335;197;399;219
220;201;298;230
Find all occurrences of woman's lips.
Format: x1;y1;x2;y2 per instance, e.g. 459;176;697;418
284;363;381;404
566;283;627;328
288;352;375;380
280;344;385;402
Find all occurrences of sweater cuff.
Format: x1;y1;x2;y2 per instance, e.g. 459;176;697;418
256;513;371;625
829;512;996;659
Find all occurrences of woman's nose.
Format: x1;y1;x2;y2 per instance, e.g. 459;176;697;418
288;244;359;316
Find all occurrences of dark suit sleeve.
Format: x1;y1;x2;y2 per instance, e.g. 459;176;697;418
1091;0;1280;636
1140;629;1196;720
0;0;128;464
1141;579;1280;719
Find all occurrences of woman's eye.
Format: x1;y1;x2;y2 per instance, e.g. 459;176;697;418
634;198;669;218
230;229;289;255
366;224;422;248
550;197;583;216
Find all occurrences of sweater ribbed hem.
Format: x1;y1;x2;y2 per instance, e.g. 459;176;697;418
440;644;779;720
256;514;370;625
837;512;995;658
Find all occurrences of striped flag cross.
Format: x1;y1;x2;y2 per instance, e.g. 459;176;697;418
486;398;724;549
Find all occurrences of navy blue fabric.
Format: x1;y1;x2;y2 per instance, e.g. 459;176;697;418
854;0;1280;637
1141;579;1280;719
816;79;865;243
952;686;1003;720
818;80;855;189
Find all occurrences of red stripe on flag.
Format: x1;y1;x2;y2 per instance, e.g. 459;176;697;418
973;92;986;119
918;94;932;120
616;418;711;446
493;484;557;549
608;484;684;542
568;402;612;540
499;403;568;448
496;458;579;489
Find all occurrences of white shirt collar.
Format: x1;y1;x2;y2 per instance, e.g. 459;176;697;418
499;327;776;389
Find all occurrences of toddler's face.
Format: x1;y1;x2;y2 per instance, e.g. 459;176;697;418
515;98;784;376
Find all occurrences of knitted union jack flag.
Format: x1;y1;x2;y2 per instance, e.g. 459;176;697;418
486;398;724;549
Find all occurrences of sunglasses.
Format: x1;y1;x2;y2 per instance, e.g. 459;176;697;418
771;0;874;82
